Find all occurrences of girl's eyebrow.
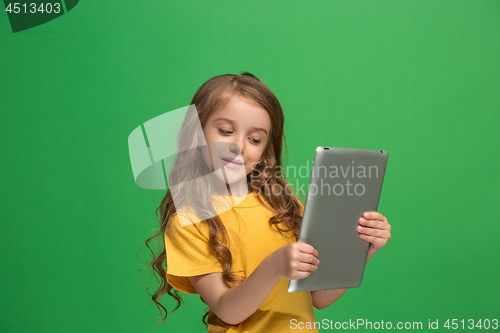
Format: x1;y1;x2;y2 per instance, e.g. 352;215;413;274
213;117;268;135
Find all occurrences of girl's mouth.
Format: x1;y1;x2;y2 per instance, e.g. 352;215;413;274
221;158;244;168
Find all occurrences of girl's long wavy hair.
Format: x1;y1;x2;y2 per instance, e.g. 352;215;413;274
143;72;304;327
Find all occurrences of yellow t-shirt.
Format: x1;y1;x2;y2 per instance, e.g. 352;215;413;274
164;192;319;333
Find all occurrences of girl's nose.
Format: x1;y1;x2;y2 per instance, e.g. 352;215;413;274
229;142;242;155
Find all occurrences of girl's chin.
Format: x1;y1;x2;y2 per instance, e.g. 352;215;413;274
212;170;248;185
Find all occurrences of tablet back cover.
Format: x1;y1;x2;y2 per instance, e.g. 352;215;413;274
288;147;388;293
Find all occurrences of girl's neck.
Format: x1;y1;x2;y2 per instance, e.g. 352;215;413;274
211;176;250;198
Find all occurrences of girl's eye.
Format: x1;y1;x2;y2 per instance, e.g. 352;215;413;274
219;129;260;144
219;129;233;135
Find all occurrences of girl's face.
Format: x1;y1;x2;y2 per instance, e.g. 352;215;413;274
201;95;271;185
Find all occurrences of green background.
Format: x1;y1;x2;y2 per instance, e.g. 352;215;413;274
1;0;499;332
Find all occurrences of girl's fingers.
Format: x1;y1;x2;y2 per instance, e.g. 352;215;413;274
357;225;390;239
359;234;388;248
363;211;385;221
296;242;318;257
296;262;318;272
359;217;391;231
299;253;320;265
359;212;391;250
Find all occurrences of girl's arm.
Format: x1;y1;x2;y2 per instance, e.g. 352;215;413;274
312;212;391;310
311;288;348;310
188;241;319;326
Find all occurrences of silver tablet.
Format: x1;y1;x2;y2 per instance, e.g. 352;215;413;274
288;147;388;293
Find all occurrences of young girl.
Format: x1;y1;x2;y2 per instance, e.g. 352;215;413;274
147;73;391;332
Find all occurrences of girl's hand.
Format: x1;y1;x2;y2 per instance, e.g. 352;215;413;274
269;242;320;280
358;212;391;259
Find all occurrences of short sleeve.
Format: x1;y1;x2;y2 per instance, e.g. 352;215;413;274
164;214;223;294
